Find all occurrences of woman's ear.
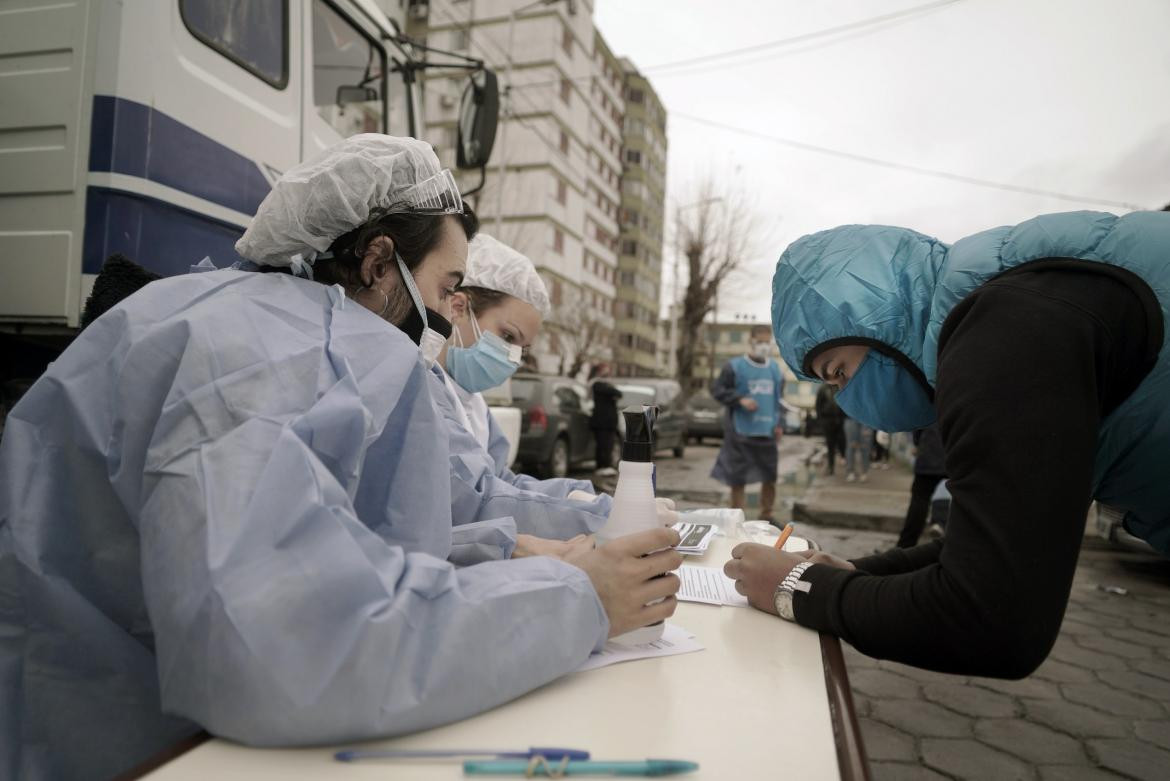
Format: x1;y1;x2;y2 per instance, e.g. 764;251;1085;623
449;290;470;321
360;236;396;287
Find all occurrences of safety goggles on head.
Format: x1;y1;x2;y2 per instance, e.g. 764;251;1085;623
386;169;464;216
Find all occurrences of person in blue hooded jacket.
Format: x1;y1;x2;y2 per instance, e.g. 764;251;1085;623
725;210;1168;678
0;135;683;781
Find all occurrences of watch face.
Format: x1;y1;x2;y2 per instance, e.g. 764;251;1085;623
774;590;795;621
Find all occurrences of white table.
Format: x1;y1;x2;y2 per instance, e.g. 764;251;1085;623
135;537;867;780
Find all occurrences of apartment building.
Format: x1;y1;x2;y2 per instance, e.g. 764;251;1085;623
614;58;667;378
405;1;608;372
407;1;665;377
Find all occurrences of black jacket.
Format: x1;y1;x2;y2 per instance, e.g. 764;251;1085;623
590;381;621;430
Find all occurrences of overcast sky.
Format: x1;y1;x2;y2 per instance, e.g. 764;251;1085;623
593;0;1170;322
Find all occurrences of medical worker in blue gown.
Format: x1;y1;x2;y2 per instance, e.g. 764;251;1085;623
0;134;682;781
432;233;677;546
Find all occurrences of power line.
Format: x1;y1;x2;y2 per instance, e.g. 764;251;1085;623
642;0;963;74
672;112;1147;211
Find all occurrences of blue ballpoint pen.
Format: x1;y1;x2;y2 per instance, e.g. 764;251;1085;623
463;759;699;777
334;747;590;762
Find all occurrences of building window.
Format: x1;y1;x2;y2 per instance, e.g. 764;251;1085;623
560;78;571;104
562;25;573;56
181;0;289;87
622;240;637;256
553;227;564;254
451;27;470;50
559;130;569;155
625;149;641;165
627;87;644;104
556;179;567;205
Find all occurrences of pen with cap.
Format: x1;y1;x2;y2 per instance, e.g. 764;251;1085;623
335;746;590;762
464;759;699;777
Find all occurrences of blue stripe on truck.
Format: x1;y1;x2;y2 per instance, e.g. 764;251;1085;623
83;187;244;276
88;95;272;217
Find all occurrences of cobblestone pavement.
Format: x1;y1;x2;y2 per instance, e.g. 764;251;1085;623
813;526;1170;780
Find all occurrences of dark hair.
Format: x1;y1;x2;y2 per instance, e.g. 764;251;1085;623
750;324;772;339
459;285;511;313
312;204;479;289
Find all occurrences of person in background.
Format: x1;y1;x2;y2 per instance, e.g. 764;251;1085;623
814;382;846;475
896;424;947;548
0;135;682;780
728;210;1169;679
589;363;622;477
843;416;872;483
710;325;785;523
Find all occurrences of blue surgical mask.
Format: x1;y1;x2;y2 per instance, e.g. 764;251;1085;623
447;310;522;393
834;350;936;432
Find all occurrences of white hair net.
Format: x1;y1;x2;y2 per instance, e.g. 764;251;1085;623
464;234;551;317
235;134;463;270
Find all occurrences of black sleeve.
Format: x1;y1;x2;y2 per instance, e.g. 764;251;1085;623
794;280;1113;678
849;540;942;575
710;362;740;408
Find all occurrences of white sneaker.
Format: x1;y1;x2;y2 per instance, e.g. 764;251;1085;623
846;473;857;483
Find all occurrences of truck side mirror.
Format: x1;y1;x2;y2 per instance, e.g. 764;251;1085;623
336;85;378;108
456;69;499;170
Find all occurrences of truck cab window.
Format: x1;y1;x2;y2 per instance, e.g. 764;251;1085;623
180;0;288;87
312;0;386;137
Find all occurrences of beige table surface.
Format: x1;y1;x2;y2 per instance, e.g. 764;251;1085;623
144;536;841;780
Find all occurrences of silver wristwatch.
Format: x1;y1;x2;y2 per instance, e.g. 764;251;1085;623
773;561;815;621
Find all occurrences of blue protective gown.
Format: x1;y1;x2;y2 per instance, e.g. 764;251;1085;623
0;270;608;781
430;367;611;540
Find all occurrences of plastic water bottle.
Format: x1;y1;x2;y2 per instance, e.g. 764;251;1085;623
597;405;664;644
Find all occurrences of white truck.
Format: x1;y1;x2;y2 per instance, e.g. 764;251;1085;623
1;0;509;439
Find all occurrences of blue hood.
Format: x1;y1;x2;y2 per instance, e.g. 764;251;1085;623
771;224;950;383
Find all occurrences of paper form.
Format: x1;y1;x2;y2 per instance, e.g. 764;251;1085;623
575;623;704;673
676;565;749;608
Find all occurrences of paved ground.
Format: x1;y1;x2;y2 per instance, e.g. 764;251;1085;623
580;438;1170;780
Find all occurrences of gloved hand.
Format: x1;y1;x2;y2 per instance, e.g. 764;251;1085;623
567;489;598;503
656;496;679;527
512;533;595;561
569;526;683;638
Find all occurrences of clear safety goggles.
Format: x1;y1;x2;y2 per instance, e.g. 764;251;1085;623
389;168;464;216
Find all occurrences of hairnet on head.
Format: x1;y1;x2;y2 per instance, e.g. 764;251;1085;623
235;134;463;270
464;234;551;317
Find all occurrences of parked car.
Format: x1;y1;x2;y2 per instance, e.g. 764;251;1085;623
614;378;687;459
511;373;595;478
482;378;521;468
686;392;724;443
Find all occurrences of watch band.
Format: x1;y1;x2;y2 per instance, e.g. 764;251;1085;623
781;561;815;594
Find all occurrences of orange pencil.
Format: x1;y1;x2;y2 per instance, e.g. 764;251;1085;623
774;523;795;551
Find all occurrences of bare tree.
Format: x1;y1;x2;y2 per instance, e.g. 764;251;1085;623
673;177;763;396
546;295;610;379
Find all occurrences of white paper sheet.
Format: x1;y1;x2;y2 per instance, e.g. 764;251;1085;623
575;623;704;672
675;565;749;608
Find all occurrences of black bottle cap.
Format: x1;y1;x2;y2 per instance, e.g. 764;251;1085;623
621;404;659;462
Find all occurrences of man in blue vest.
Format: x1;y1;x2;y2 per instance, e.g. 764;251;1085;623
710;324;786;524
725;210;1170;679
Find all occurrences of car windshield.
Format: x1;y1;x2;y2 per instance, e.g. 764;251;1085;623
616;384;655;407
689;394;721;410
511;377;539;403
